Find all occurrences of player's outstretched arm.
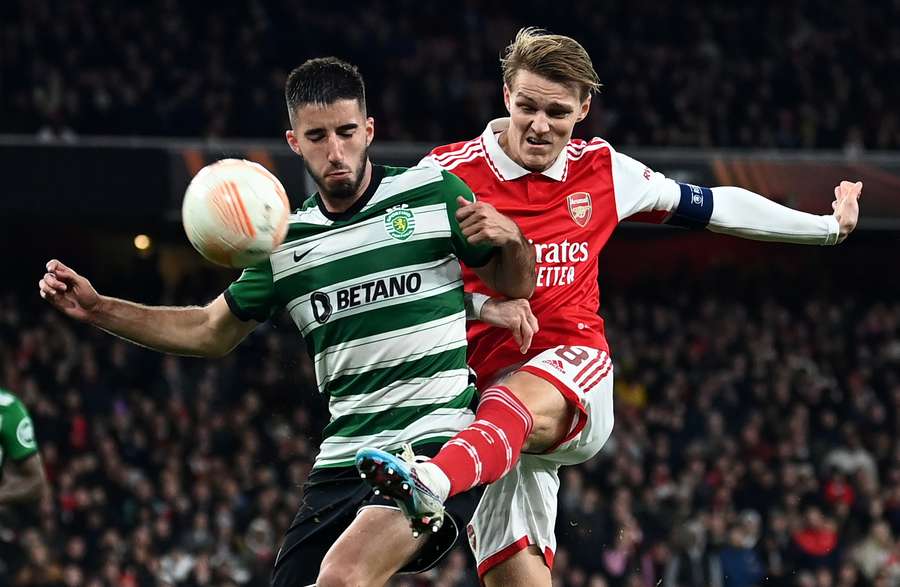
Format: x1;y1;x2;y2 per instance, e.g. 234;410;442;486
612;150;861;245
38;259;256;357
456;197;536;298
698;180;862;245
0;453;46;506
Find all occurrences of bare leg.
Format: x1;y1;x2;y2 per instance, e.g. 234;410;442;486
502;370;578;453
316;506;424;587
483;545;551;587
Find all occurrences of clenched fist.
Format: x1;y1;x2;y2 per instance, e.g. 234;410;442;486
832;180;862;243
456;196;523;247
38;260;101;322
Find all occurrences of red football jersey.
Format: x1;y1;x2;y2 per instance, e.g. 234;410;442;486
427;118;679;383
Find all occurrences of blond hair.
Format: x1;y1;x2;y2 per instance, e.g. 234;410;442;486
501;27;601;101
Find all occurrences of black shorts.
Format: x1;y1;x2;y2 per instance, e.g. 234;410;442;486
270;444;482;587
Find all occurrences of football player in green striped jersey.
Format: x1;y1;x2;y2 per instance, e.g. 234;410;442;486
0;388;46;507
40;57;535;587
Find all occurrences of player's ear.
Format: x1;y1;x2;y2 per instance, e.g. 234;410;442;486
365;117;375;147
503;84;512;113
285;129;302;156
576;94;591;123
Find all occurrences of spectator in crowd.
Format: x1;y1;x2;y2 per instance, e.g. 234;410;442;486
791;505;841;571
852;521;894;581
663;520;721;587
3;0;900;149
717;516;764;587
2;260;900;585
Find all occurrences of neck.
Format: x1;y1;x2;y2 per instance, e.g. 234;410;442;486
497;129;550;173
320;160;373;213
497;130;527;169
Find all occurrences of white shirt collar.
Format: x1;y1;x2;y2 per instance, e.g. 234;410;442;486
480;118;569;182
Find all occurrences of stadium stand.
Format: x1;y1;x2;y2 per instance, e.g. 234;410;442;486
2;247;899;586
3;0;900;148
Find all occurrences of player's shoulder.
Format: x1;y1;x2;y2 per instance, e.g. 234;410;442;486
425;136;486;173
394;162;471;204
428;137;482;160
565;136;615;164
286;195;326;229
380;162;447;193
347;162;459;215
0;387;21;410
297;195;317;213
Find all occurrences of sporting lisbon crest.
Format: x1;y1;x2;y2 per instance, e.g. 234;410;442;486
385;204;416;241
17;417;35;449
566;192;592;227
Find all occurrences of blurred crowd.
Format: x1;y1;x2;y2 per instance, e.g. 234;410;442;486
3;0;900;150
1;260;899;587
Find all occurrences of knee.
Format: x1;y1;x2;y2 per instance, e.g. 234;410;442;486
522;401;577;453
504;373;571;439
528;411;562;441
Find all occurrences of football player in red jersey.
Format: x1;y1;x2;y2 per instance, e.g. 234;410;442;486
357;27;862;586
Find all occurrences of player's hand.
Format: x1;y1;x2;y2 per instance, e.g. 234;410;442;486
38;260;102;322
480;298;539;354
456;196;522;247
832;180;862;243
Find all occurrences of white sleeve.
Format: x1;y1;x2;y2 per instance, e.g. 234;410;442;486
708;186;840;245
610;148;680;221
464;292;491;320
610;146;840;245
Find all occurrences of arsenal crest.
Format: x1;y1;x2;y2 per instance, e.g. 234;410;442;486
566;192;592;227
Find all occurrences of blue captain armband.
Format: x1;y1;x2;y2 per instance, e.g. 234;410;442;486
667;183;713;229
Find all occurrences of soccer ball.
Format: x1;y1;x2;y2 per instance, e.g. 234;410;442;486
182;159;290;268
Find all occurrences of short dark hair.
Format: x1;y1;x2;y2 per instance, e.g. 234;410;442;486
285;57;366;123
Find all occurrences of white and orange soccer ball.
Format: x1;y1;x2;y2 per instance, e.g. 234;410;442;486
182;159;290;268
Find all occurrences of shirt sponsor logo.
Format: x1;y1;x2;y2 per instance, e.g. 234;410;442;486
310;273;424;322
385;204;416;241
531;239;590;287
566;192;592;227
534;240;589;264
310;292;333;324
16;417;35;449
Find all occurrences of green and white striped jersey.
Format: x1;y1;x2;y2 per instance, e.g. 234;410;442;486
226;164;495;469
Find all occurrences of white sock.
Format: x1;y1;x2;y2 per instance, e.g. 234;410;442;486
416;462;451;502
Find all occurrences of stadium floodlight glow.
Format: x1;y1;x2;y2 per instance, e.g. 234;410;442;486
134;234;151;251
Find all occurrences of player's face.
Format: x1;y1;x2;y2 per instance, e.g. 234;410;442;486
503;70;591;172
286;99;374;201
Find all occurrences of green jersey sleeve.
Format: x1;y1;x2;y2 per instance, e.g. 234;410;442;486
440;170;497;268
225;260;280;322
0;390;38;462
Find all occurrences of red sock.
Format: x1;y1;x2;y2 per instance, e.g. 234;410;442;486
431;386;533;497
